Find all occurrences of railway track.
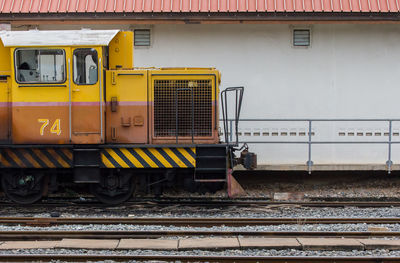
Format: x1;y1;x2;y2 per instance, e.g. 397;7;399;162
2;216;399;240
2;216;400;226
0;229;400;240
3;197;400;208
0;255;398;262
119;200;400;208
1;216;399;262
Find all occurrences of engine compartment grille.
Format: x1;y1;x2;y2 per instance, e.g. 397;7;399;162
154;79;213;138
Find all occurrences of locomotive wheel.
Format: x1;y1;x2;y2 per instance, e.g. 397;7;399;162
1;172;45;204
90;172;134;205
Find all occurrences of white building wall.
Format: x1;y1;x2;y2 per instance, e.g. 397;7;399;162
133;24;400;168
36;23;400;168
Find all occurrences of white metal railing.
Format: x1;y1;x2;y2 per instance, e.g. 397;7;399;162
221;118;400;173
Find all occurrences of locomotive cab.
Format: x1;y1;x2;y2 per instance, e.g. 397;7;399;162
0;30;253;204
2;30;118;144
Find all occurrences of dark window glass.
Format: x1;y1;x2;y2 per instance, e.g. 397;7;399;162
15;49;65;83
73;48;98;85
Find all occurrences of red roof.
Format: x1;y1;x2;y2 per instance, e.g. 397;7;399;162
0;0;398;13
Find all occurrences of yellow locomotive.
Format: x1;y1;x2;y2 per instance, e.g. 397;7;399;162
0;30;255;204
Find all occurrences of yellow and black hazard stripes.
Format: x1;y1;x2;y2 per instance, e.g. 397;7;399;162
0;147;196;169
0;148;73;168
101;147;196;168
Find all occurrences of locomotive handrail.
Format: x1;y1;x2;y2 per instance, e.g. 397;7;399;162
18;85;67;88
68;59;72;143
221;118;400;174
99;58;103;143
220;87;244;148
117;73;144;76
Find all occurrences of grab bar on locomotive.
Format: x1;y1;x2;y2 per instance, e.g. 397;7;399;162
221;87;257;170
221;87;243;148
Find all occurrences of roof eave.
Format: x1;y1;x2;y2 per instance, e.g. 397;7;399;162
1;12;400;24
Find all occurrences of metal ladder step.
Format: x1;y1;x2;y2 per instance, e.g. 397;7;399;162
193;179;226;183
73;149;99;152
74;164;100;168
195;168;226;172
196;156;226;159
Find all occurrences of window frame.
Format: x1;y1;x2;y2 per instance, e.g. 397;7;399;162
72;48;99;86
14;48;67;84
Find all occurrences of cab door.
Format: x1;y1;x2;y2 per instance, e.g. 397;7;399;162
70;47;103;144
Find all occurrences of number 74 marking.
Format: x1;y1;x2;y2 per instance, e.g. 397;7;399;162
38;119;61;136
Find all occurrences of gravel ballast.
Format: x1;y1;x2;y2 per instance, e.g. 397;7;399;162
0;223;400;232
0;248;400;257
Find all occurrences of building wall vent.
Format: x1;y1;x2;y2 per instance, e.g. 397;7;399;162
293;29;310;47
134;29;151;47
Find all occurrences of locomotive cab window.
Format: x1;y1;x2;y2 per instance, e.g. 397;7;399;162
73;48;98;85
15;49;65;83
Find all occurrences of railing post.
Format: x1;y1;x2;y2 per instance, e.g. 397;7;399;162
387;120;393;174
307;120;313;174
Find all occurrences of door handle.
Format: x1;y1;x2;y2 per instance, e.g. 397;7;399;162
72;89;80;92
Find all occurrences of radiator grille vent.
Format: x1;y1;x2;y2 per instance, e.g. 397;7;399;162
154;79;213;137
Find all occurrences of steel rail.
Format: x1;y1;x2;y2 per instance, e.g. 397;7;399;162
2;217;400;226
0;255;399;263
122;200;400;207
4;200;400;208
1;230;400;240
